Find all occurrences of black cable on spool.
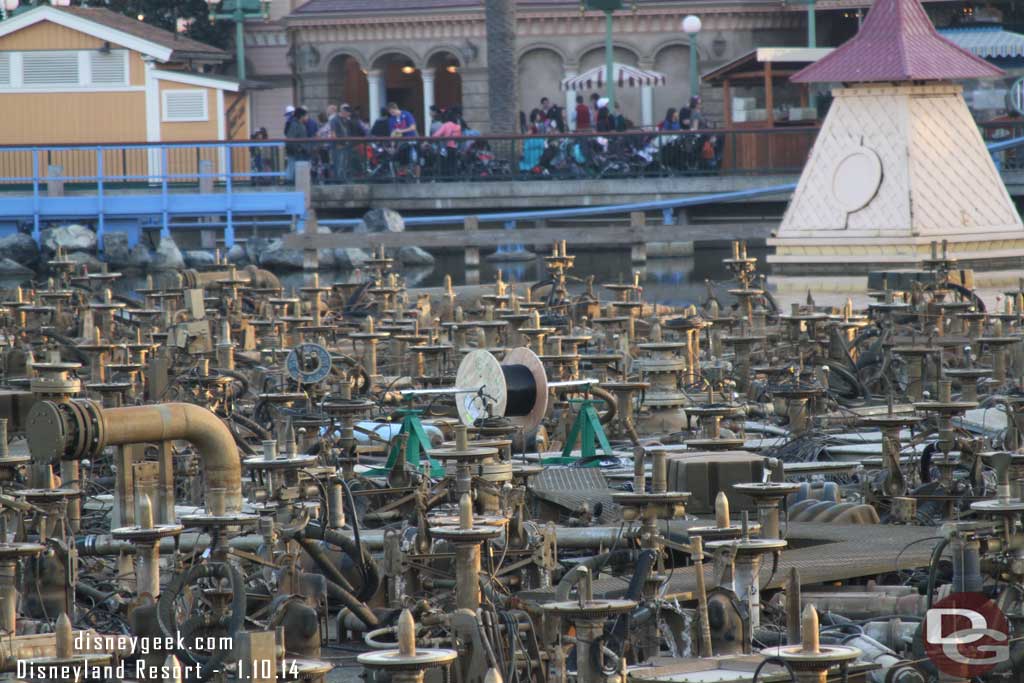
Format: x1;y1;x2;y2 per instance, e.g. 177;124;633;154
502;364;538;418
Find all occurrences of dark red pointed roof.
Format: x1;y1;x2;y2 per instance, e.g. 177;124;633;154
792;0;1003;83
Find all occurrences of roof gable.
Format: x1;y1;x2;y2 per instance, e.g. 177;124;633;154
0;5;225;63
792;0;1003;83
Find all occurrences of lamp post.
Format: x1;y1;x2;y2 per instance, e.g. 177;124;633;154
584;0;626;109
206;0;270;82
682;15;701;100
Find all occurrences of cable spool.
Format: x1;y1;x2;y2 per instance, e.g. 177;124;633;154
453;347;549;432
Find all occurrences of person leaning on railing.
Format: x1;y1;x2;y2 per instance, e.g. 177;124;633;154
284;107;311;184
432;110;462;179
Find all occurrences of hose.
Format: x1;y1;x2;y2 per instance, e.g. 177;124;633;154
623;549;657;601
925;537;950;610
555;550;635;600
38;328;90;364
323;578;379;629
157;562;246;681
303;520;381;602
589;385;618;426
752;656;796;683
294;533;379;629
230;412;273;442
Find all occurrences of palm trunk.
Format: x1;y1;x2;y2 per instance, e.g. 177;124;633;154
485;0;518;134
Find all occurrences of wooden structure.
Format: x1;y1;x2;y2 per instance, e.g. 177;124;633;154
0;5;247;178
702;47;830;171
770;0;1023;274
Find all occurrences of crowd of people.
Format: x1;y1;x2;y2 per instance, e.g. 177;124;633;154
257;93;722;184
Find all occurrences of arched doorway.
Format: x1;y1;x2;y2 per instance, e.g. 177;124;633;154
518;48;564;129
653;44;691;125
579;46;641;126
373;53;424;133
427;51;462;113
327;53;369;121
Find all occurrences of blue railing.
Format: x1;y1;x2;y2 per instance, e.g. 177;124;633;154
0;141;302;246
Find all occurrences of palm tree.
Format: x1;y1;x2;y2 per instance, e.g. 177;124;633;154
485;0;518;134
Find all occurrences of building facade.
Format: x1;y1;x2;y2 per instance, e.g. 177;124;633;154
0;5;247;177
242;0;1023;135
246;0;831;134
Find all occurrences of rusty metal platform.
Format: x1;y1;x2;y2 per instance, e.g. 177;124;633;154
521;522;940;603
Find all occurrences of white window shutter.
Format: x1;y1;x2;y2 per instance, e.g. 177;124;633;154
0;54;9;87
163;90;208;122
22;51;79;86
89;50;127;86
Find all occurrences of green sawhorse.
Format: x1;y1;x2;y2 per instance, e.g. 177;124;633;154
541;397;613;466
367;407;445;478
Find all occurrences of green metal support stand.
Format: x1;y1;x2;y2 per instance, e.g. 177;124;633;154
372;407;444;478
542;398;613;466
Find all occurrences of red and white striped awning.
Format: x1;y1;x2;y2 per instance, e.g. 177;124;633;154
561;63;667;92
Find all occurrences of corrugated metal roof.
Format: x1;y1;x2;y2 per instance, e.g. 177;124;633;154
792;0;1004;84
938;26;1024;60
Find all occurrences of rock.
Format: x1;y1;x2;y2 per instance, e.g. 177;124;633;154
65;251;104;271
0;258;34;276
184;250;217;268
354;208;404;234
102;232;133;268
127;245;152;270
226;244;250;266
259;238;304;270
42;224;97;254
334;247;370;269
396;245;435;266
150;237;185;271
259;226;343;271
0;233;40;269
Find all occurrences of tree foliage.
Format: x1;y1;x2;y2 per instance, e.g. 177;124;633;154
97;0;230;49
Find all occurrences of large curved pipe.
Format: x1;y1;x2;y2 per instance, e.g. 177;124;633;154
99;403;242;511
177;266;282;291
28;401;242;512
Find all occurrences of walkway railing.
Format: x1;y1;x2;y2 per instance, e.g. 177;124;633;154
0;128;817;189
2;123;1022;190
256;127;818;184
0;141;285;189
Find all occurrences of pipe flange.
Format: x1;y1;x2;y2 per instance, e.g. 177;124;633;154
357;649;458;671
25;400;74;464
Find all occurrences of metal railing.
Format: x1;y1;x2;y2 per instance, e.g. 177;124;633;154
981;121;1024;171
0;128;817;189
1;124;1021;191
0;141;286;189
275;127;819;184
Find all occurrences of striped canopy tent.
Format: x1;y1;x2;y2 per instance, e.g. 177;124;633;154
561;63;667;92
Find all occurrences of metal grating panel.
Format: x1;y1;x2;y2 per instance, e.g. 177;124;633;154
530;468;622;524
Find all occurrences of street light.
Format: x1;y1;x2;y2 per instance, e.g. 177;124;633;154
206;0;271;82
583;0;625;109
682;15;701;100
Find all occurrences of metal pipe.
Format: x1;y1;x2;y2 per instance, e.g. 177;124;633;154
30;401;243;512
99;403;243;512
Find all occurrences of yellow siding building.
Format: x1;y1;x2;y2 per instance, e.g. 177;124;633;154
0;5;248;178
